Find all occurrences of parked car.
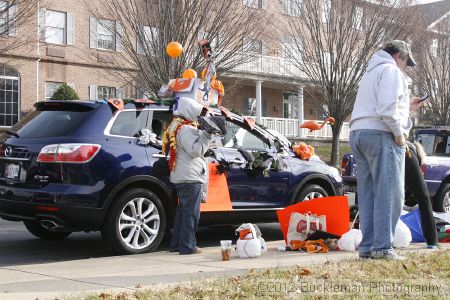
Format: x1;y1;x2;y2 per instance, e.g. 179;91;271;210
341;127;450;213
0;100;343;254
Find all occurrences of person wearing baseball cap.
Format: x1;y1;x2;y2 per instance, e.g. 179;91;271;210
349;40;422;260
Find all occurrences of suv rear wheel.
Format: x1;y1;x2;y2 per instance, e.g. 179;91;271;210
295;184;329;203
23;221;71;241
434;183;450;212
102;188;166;254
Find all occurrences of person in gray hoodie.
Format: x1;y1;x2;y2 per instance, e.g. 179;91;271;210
165;97;212;255
349;40;421;260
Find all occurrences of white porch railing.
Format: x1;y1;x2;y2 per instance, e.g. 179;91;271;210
257;117;349;141
232;53;304;78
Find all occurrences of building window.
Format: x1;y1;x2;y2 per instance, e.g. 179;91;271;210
90;17;122;51
45;81;64;100
430;39;438;57
0;65;20;126
283;0;302;17
352;6;363;30
98;86;116;100
322;0;331;22
137;26;159;55
243;38;264;54
283;35;302;61
0;0;16;37
243;0;267;9
42;10;66;44
243;97;256;116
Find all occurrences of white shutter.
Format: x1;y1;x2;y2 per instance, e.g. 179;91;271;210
38;9;46;41
90;17;97;49
89;85;98;100
136;27;144;55
116;21;123;52
8;4;17;37
261;0;267;9
66;13;75;45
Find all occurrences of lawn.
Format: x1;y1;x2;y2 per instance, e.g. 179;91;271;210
79;249;449;300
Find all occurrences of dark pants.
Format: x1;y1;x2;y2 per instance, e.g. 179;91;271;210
170;182;202;254
405;153;438;246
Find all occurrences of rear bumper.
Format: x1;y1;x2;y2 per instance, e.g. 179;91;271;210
0;198;105;230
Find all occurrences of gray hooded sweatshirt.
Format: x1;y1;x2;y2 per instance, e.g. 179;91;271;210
350;50;412;138
169;97;212;184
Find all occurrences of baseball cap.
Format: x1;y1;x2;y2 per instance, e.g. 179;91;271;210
383;40;417;67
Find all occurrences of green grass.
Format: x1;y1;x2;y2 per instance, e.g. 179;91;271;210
75;250;450;300
311;143;352;166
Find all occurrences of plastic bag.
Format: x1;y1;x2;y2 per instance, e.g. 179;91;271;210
287;212;326;244
393;219;412;248
337;229;362;251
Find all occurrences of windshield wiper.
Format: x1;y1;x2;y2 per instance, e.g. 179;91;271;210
4;130;19;138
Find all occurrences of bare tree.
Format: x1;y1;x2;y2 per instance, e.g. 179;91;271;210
279;0;418;166
0;0;39;54
410;17;450;126
86;0;266;96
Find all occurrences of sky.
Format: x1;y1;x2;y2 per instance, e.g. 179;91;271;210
417;0;445;3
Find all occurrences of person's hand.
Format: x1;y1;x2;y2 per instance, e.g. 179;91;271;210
410;96;422;112
395;135;406;147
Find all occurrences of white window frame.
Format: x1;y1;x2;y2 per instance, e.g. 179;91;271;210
322;0;331;22
283;35;303;62
45;81;64;100
97;18;116;51
97;86;116;100
243;0;267;9
43;10;66;44
283;0;302;17
243;37;264;54
352;6;363;30
137;25;159;55
0;0;16;37
430;39;438;57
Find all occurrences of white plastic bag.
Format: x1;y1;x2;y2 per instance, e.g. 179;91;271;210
393;219;412;248
287;212;327;244
337;229;362;251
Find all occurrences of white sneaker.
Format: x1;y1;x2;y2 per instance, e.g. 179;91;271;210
371;250;406;260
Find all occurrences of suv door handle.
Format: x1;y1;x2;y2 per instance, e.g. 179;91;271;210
229;159;246;165
152;154;168;158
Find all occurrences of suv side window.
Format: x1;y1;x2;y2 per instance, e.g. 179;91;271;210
222;121;269;149
110;110;149;137
148;110;173;138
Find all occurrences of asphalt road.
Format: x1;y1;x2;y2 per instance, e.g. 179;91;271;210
0;219;284;267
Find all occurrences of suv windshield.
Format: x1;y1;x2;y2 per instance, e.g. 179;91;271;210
12;110;91;138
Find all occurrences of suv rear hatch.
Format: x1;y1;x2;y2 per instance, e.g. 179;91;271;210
0;101;101;189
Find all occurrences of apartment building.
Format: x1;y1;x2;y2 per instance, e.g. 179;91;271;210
1;0;448;140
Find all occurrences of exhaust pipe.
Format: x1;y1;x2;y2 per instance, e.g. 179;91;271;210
41;220;64;230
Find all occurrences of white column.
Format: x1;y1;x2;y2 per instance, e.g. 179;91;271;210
256;80;262;123
297;85;304;138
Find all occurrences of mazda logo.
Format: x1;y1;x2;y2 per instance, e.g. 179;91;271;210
4;146;12;157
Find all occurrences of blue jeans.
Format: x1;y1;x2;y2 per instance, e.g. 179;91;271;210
350;130;405;256
170;182;202;254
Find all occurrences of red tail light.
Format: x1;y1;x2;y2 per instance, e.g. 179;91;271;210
341;159;349;175
421;164;426;176
37;144;101;163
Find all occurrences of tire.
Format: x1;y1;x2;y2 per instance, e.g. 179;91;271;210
295;183;329;203
102;188;166;255
434;183;450;213
23;221;71;241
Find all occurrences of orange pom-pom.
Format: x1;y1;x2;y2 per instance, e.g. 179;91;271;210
292;142;315;160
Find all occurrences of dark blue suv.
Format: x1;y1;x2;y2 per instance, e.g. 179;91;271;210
0;100;343;254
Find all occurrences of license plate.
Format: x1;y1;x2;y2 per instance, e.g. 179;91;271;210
5;163;20;179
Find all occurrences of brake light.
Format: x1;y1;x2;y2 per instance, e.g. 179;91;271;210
341;159;349;175
0;144;3;157
421;164;426;176
37;144;101;163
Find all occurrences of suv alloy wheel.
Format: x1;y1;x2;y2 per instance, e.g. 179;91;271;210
102;188;166;254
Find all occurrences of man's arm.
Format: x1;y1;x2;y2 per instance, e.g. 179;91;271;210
177;126;212;158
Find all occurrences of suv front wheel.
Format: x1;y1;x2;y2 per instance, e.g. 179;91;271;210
434;183;450;213
102;188;166;254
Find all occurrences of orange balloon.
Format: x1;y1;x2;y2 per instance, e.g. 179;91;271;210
182;69;197;78
166;41;183;58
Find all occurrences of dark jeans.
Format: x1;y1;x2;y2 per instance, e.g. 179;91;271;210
405;153;438;245
170;182;202;254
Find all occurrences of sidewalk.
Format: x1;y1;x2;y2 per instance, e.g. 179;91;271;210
1;241;447;300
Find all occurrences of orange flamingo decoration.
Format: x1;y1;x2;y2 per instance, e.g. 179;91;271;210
300;116;335;132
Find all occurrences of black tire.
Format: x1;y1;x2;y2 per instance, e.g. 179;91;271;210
295;183;329;203
102;188;166;255
23;221;71;241
434;183;450;213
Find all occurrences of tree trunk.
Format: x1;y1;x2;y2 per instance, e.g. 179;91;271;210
330;122;343;167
